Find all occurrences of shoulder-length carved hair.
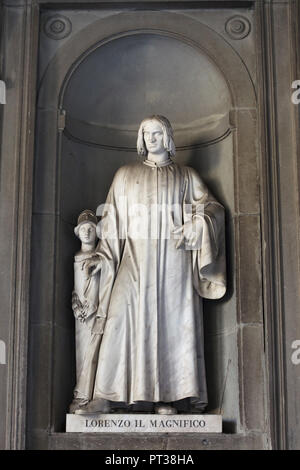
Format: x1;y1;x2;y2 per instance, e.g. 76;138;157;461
137;115;176;158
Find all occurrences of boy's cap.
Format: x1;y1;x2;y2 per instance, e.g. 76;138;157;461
74;209;97;236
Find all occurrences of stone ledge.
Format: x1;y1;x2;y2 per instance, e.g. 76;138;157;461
42;431;268;450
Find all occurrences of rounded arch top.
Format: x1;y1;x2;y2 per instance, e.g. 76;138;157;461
38;10;257;112
62;31;233;148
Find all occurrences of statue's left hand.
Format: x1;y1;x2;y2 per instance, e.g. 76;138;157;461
172;217;203;249
83;256;102;278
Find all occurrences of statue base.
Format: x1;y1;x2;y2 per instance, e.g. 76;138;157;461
66;413;222;433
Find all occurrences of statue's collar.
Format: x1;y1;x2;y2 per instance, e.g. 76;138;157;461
143;158;173;168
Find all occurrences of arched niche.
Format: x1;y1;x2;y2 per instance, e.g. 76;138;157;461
63;33;231;149
60;32;232;223
29;10;261;444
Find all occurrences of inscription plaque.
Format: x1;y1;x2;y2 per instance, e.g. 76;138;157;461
66;414;222;433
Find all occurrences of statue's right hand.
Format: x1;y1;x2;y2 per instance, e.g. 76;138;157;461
72;291;82;319
78;311;87;323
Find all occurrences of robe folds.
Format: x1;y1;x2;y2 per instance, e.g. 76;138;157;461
73;252;100;382
93;158;226;408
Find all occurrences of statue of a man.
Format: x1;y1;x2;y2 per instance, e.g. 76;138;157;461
79;115;226;415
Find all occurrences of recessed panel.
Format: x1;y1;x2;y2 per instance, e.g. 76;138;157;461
64;33;231;149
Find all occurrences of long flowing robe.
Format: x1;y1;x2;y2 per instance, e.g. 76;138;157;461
73;252;100;380
93;158;226;408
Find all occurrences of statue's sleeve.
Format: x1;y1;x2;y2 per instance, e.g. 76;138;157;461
183;166;226;300
94;166;127;318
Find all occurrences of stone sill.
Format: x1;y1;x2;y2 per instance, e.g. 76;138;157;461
26;430;269;450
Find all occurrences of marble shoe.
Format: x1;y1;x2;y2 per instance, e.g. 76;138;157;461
154;404;177;415
75;398;110;414
69;398;89;414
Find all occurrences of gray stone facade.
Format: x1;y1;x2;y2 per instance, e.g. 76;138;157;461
0;0;299;450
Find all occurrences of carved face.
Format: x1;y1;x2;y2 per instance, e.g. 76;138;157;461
78;223;97;244
143;120;165;155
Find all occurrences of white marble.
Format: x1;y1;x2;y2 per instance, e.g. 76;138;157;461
72;210;99;380
80;116;226;412
66;413;222;433
0;80;6;104
69;209;105;413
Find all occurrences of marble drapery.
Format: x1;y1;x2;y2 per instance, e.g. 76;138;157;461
89;159;226;409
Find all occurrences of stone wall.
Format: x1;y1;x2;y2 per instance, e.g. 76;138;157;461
0;0;299;450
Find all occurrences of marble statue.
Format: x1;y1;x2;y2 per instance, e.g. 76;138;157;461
72;115;226;415
69;210;107;413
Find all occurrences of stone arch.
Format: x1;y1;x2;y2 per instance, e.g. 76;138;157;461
38;11;256;110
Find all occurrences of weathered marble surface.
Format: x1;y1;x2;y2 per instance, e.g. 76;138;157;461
66;414;222;433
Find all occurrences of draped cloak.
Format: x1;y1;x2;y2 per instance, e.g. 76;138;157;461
92;158;226;408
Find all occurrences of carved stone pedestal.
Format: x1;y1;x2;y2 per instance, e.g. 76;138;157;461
66;414;222;433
